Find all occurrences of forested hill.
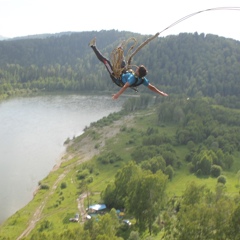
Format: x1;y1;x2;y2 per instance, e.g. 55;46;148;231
0;30;240;101
0;30;139;67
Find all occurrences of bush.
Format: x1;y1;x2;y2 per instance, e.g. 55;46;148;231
86;176;93;183
211;165;222;178
38;220;53;232
60;182;67;189
77;169;90;180
64;138;70;145
97;152;122;165
40;184;50;190
217;175;227;184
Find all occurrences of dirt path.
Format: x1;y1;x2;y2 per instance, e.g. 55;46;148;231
77;191;101;222
17;172;67;240
16;115;134;239
78;193;88;222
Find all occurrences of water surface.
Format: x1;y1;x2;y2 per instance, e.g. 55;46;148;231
0;94;124;224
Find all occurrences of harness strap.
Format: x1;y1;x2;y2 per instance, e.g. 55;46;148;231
110;73;140;92
110;74;124;87
131;76;144;87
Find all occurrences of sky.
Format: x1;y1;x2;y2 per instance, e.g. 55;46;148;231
0;0;240;41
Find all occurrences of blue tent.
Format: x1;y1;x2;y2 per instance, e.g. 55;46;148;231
89;204;106;211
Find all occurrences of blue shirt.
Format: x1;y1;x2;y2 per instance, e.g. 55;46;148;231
121;72;149;87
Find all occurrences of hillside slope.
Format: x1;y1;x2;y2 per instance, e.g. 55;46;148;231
0;30;240;100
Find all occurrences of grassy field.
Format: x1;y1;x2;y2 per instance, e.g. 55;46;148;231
0;107;240;239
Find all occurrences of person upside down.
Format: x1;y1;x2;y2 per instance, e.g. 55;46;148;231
89;37;168;100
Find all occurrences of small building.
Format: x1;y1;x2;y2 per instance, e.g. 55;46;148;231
86;204;107;219
88;204;106;212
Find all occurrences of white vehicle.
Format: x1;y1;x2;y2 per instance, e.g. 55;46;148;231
69;213;80;222
123;219;131;226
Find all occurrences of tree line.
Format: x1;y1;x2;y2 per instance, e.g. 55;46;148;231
0;30;240;102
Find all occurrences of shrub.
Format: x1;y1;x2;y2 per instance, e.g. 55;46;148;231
60;182;67;189
86;176;93;183
97;152;122;165
64;138;70;145
40;184;50;190
38;220;53;232
217;175;227;184
77;169;90;180
211;165;222;178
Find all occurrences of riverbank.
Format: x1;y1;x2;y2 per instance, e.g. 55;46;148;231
4;112;134;239
0;94;125;225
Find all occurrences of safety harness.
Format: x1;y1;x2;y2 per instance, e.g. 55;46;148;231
111;70;144;92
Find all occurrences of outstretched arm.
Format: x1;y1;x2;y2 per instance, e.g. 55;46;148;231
148;83;168;97
112;82;130;100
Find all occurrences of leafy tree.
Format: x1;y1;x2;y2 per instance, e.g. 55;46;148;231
140;156;166;174
181;182;205;206
197;154;212;175
229;205;240;239
114;162;141;207
84;210;121;240
101;162;141;209
126;170;167;234
164;165;174;180
96;209;121;240
190;150;218;176
223;153;234;170
131;145;161;163
174;203;215;240
164;182;236;240
127;231;140;240
161;150;177;166
101;183;116;208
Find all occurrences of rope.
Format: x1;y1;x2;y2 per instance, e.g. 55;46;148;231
158;7;240;36
111;7;240;77
110;37;138;78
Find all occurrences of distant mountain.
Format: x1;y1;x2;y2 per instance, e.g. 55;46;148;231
0;30;140;66
11;31;76;40
0;32;78;41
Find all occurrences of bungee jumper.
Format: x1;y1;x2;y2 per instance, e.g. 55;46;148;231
89;37;168;100
88;7;240;100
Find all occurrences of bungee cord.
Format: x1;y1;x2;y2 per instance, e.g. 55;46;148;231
111;6;240;78
158;7;240;36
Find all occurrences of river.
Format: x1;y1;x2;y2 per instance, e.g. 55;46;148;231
0;93;125;224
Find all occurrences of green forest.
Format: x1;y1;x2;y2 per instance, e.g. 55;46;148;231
0;30;240;107
0;30;240;239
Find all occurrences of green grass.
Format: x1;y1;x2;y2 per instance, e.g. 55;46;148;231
88;161;120;192
0;189;50;238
